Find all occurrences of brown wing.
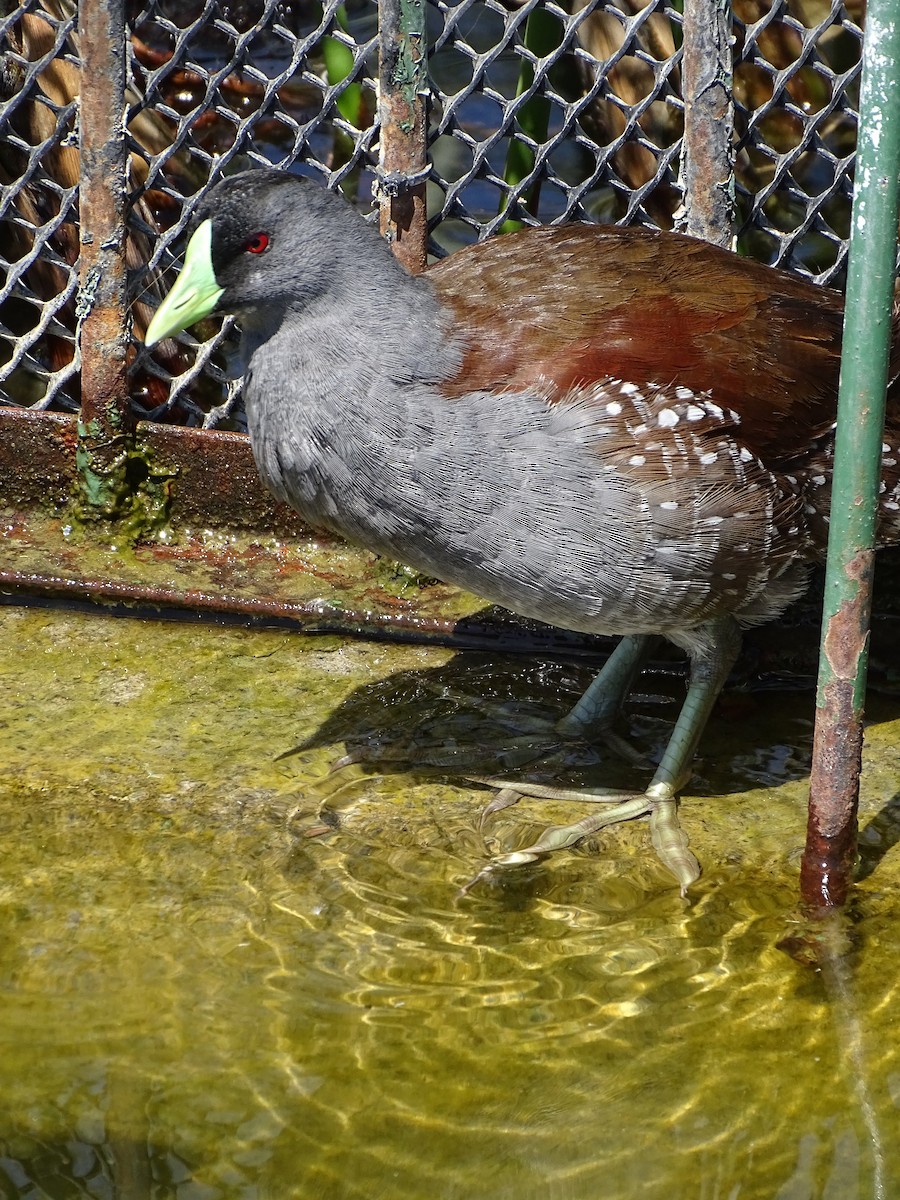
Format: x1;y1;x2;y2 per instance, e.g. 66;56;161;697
427;224;870;465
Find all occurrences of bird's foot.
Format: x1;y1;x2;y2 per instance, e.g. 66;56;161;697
468;772;634;827
466;780;699;897
466;713;657;826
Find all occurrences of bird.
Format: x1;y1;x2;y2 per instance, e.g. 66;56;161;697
144;167;900;892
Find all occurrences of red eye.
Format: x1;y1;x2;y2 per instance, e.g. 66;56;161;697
244;232;270;255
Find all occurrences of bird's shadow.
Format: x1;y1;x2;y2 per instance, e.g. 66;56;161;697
283;649;640;785
278;638;829;801
278;544;900;787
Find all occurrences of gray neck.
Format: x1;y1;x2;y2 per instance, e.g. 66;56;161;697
238;270;464;534
239;253;457;390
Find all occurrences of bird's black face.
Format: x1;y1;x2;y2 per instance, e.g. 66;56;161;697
144;169;353;346
208;214;273;279
200;174;292;298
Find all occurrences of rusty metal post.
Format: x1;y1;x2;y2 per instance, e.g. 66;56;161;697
377;0;428;275
76;0;132;518
676;0;735;248
801;0;900;910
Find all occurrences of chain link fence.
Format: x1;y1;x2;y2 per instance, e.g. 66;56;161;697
1;0;867;430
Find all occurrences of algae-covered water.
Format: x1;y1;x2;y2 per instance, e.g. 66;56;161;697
1;605;899;1199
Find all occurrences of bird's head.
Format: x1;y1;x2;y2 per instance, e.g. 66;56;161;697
144;169;387;346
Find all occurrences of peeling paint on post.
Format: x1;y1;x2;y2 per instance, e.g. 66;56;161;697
802;0;900;910
802;580;868;909
676;0;735;248
77;0;132;519
377;0;428;275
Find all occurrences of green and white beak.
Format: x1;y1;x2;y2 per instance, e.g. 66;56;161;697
144;219;224;346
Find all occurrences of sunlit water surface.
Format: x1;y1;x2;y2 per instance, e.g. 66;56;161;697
1;607;899;1199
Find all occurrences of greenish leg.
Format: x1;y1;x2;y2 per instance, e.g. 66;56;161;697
486;618;743;894
555;633;654;739
471;635;653;825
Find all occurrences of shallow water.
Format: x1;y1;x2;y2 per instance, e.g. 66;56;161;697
1;606;899;1199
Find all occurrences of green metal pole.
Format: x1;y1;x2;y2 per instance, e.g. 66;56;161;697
801;0;900;909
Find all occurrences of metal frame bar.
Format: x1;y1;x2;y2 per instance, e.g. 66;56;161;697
677;0;735;246
377;0;428;274
75;0;132;517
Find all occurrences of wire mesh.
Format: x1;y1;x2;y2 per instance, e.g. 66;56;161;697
0;0;869;429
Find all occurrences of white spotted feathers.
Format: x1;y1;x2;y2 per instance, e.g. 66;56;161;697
554;375;815;627
548;372;900;625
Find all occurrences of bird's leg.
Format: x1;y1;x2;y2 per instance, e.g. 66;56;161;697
484;618;743;894
555;633;655;761
471;635;654;824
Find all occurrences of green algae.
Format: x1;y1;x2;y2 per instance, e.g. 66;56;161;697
74;416;176;538
2;503;489;631
1;605;900;1199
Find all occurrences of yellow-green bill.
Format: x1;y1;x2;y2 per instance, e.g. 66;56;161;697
144;219;224;346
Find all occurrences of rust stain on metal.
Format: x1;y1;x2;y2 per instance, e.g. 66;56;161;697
801;681;861;910
0;567;455;637
136;423;313;535
819;550;873;677
0;410;307;535
677;0;735;247
377;93;428;276
0;410;78;508
802;573;871;910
